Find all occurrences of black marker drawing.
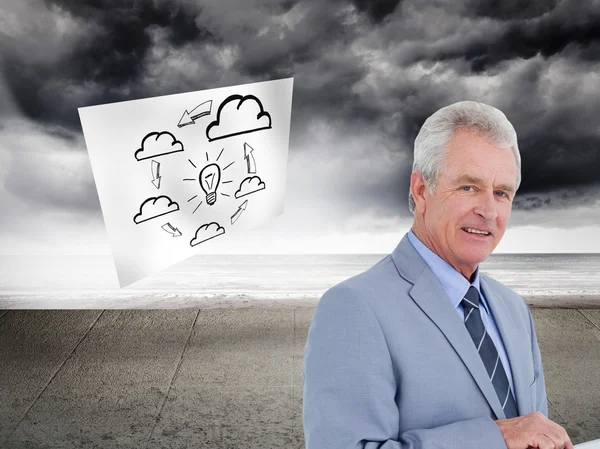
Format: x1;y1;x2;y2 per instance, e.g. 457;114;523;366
244;143;257;174
206;94;272;142
235;176;266;199
135;131;184;161
185;155;233;213
178;100;212;128
133;196;179;224
190;222;225;247
199;163;221;206
162;222;182;237
230;200;248;225
216;148;224;161
151;160;161;189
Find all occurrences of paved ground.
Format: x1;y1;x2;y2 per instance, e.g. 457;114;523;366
0;307;599;448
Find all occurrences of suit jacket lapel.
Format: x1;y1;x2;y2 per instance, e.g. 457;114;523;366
480;276;531;416
392;235;506;419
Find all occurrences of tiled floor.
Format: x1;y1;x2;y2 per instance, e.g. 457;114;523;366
0;308;599;448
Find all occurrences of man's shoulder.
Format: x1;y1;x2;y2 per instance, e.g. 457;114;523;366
482;273;516;294
319;254;404;305
481;272;531;316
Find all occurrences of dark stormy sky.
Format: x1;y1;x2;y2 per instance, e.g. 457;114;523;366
1;0;599;254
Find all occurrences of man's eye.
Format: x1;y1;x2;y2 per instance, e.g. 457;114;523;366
495;191;507;197
462;186;472;191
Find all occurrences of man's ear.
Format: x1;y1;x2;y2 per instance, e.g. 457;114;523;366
410;171;427;214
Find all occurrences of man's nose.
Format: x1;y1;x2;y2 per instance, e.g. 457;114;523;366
474;191;498;220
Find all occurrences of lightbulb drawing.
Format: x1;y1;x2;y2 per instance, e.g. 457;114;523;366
199;163;221;205
185;152;234;214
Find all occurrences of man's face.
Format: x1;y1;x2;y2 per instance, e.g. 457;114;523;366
418;128;517;277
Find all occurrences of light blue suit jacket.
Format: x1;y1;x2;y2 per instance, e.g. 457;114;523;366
302;234;547;449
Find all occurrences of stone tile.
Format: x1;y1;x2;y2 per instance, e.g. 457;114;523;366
547;399;567;426
147;423;305;449
49;310;197;391
293;307;314;358
293;356;304;392
531;309;600;444
175;309;293;386
148;386;303;449
580;309;600;330
5;386;165;449
293;308;313;392
0;310;100;442
291;382;305;428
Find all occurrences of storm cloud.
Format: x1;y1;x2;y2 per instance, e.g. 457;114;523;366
1;0;599;253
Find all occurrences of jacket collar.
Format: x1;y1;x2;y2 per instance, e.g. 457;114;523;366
391;233;519;418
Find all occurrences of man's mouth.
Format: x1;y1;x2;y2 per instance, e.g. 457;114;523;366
461;227;491;236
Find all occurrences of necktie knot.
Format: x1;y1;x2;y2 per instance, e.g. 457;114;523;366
461;286;480;310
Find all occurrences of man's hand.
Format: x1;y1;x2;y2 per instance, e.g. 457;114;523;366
495;412;574;449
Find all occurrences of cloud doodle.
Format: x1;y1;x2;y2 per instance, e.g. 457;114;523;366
190;222;225;246
235;175;266;199
133;195;179;224
135;131;184;161
206;94;272;142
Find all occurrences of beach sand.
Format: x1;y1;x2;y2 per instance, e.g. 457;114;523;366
0;302;599;448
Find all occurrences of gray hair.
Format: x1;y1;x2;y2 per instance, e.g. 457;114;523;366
408;100;522;214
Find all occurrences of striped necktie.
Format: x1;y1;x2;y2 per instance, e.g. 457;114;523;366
461;286;518;418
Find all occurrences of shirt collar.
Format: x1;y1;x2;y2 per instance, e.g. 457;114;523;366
407;229;487;312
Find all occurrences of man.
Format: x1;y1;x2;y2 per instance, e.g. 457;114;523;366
302;101;573;449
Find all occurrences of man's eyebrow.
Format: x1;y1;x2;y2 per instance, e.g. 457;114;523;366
497;184;515;193
456;175;483;185
456;175;515;193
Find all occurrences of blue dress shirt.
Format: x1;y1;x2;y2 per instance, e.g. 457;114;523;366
407;229;515;395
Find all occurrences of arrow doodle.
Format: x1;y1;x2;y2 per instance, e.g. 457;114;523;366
178;100;213;128
230;200;248;225
151;160;161;189
161;222;182;237
243;142;257;174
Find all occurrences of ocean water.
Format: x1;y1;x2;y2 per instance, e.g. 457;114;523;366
0;254;599;308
